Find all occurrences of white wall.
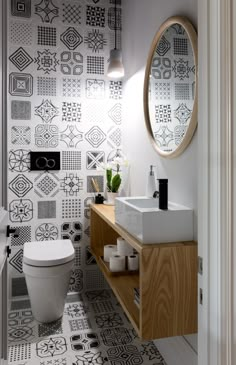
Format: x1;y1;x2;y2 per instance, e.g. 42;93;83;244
122;0;198;239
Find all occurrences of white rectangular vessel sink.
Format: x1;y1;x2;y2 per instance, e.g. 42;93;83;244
115;197;193;244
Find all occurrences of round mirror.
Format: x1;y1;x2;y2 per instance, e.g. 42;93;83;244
144;16;198;158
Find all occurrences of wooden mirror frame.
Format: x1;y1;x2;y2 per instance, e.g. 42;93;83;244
143;16;198;158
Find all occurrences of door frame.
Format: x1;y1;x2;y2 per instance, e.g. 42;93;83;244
198;0;235;364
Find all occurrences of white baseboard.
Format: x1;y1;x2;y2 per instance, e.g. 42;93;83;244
154;335;197;365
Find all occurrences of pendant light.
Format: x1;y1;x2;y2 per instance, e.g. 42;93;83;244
107;0;124;78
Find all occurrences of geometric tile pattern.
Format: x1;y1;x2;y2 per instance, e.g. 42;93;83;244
174;103;191;124
34;0;59;23
34;50;59;74
62;102;82;123
9;199;33;223
9;47;33;71
60;125;83;148
38;26;57;46
11;0;31;18
62;78;81;98
9;249;24;274
84;29;107;53
86;151;105;170
61;222;83;243
69;269;83;293
35;223;59;241
8;291;167;365
175;83;190;100
8;149;30;172
87;56;104;74
70;333;100;351
37;77;57;96
9;174;33;197
11;126;31;146
62;151;82;170
62;199;82;219
34;172;60;198
85;126;106;148
35;99;59;123
156;35;171;56
35;124;59;148
108;103;122;124
155;105;172;124
109;81;122;99
174;38;188;55
60;51;83;76
155;82;171;100
60;173;83;197
60;27;83;50
9;73;33;97
8;0;124;300
10;226;31;247
10;22;32;45
62;2;81;25
86;6;106;27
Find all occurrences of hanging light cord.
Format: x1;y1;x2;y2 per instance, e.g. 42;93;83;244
114;0;117;50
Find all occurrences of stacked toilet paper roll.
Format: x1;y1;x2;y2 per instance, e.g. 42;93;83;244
128;254;139;271
109;255;126;272
117;237;133;256
104;245;117;262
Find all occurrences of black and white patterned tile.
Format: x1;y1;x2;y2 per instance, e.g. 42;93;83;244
7;0;124;300
8;290;167;365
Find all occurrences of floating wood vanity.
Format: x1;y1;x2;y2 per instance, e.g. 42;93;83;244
90;204;197;340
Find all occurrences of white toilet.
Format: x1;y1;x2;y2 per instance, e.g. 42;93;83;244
23;239;75;323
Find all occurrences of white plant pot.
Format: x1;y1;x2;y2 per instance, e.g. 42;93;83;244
106;192;119;205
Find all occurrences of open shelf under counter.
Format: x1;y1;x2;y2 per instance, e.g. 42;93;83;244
90;203;198;340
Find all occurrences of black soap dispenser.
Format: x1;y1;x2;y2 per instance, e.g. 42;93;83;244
158;179;168;210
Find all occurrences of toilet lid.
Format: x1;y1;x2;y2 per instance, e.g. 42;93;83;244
23;239;75;267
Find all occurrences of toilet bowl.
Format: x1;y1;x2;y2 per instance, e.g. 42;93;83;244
23;239;75;323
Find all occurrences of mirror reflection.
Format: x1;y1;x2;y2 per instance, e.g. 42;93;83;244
144;17;198;158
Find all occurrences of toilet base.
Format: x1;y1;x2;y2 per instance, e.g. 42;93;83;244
23;260;74;324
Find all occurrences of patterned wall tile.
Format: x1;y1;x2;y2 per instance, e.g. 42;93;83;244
62;151;82;170
34;49;59;74
37;26;57;46
9;174;33;197
11;126;31;146
60;51;83;75
62;2;82;25
34;172;60;198
84;29;107;53
38;201;56;219
9;47;33;71
34;0;59;23
86;6;105;27
35;223;59;241
62;78;81;98
11;100;31;120
61;199;82;220
10;226;31;247
10;22;32;45
9;73;33;97
8;0;123;298
60;27;83;50
11;0;31;18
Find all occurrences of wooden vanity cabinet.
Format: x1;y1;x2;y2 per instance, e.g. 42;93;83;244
90;204;197;340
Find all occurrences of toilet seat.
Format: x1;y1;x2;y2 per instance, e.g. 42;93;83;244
23;239;75;267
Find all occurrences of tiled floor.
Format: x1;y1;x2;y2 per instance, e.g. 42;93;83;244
8;290;167;365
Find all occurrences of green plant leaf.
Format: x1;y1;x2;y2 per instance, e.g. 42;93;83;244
111;173;121;192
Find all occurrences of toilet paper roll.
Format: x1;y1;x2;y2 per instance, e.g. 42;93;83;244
117;237;133;256
109;255;126;272
104;245;117;262
111;250;119;257
128;254;139;271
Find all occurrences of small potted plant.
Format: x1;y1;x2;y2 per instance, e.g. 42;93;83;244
99;154;128;205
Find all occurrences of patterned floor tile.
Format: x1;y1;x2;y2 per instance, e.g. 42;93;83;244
8;291;167;365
